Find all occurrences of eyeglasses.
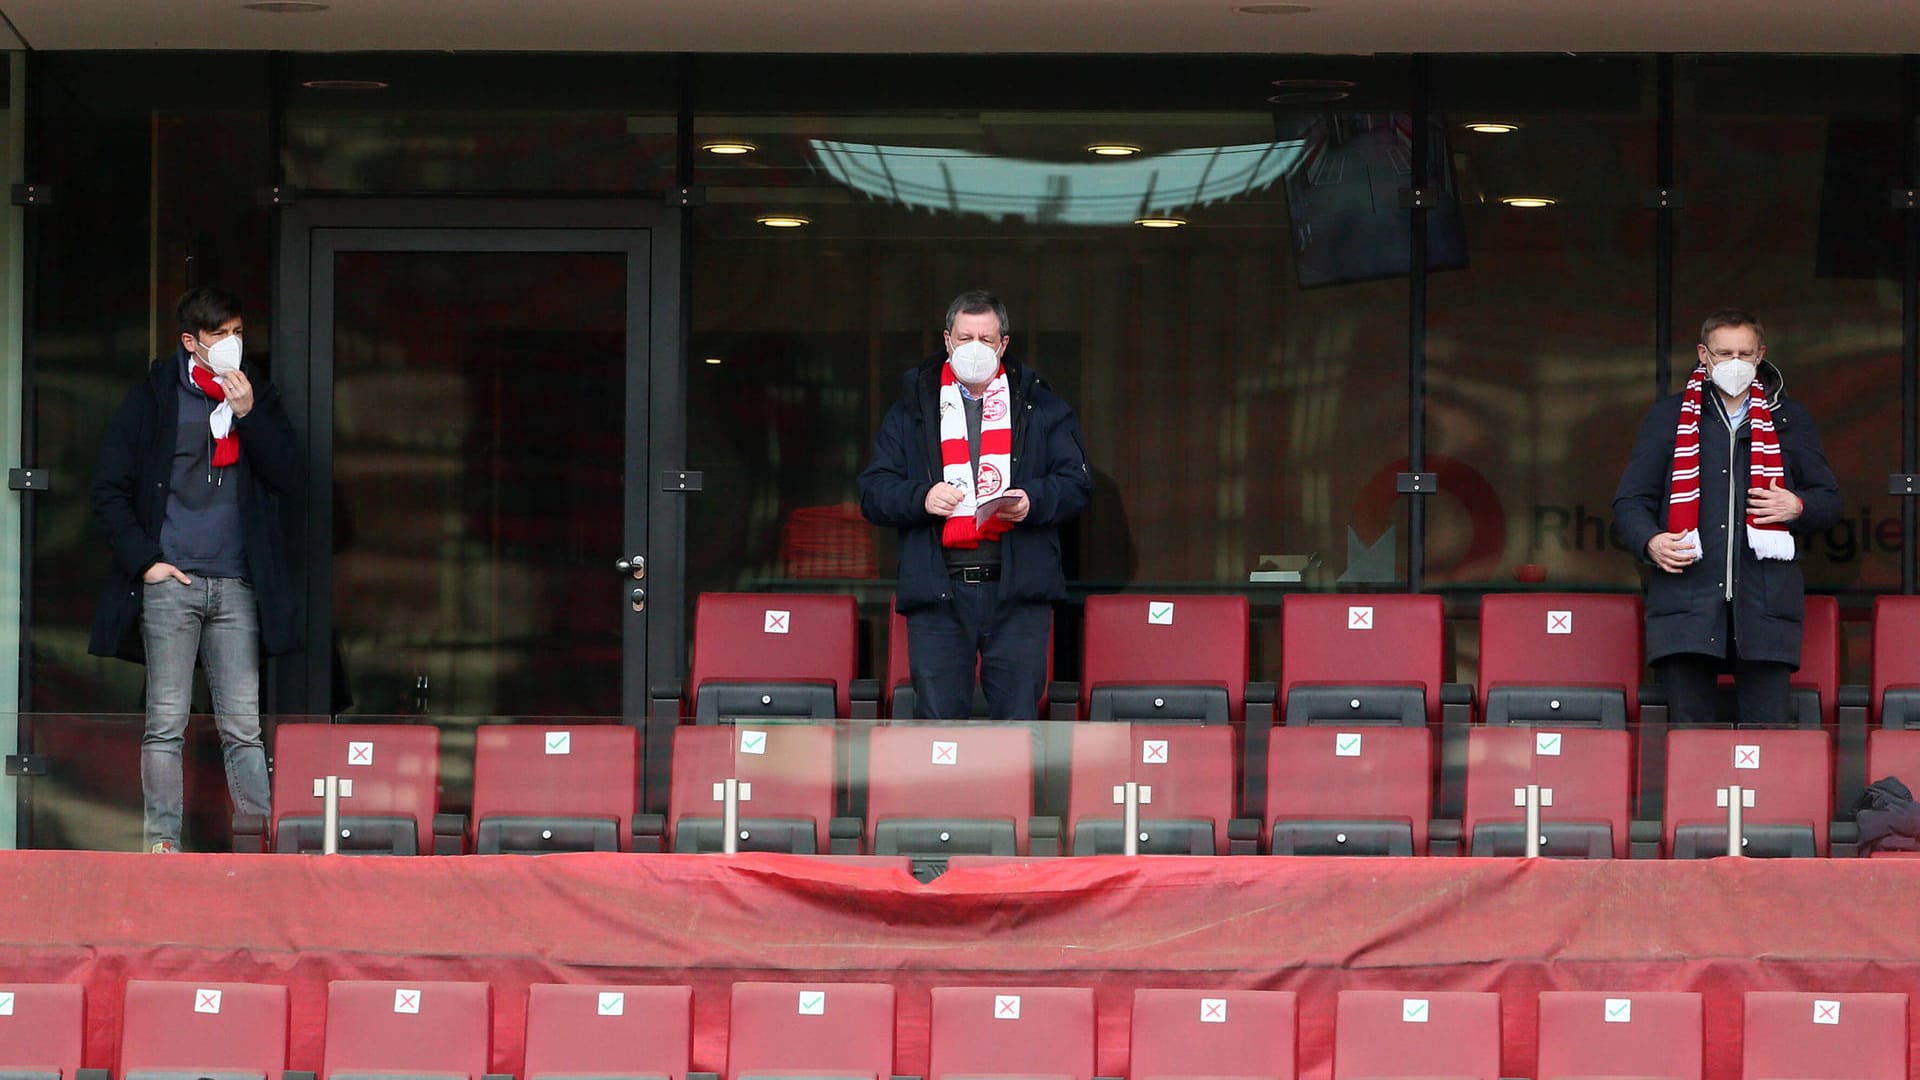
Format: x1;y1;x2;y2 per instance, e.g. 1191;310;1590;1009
1705;348;1758;362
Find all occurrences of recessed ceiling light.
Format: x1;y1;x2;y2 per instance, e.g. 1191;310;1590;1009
703;357;724;365
755;214;810;228
1134;215;1188;229
1270;78;1356;89
1086;143;1143;157
1500;196;1557;208
1236;3;1313;13
1267;91;1350;104
241;1;328;11
1465;122;1521;134
301;79;389;91
703;141;758;156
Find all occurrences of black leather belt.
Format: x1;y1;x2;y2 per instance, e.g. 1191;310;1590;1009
950;565;1001;583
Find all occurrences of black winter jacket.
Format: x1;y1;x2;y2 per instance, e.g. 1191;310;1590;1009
88;349;305;661
1612;362;1841;666
858;356;1091;613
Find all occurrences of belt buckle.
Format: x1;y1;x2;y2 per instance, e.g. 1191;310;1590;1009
958;566;989;584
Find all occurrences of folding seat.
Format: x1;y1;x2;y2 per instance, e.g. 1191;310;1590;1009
928;987;1093;1080
1130;988;1296;1080
1709;595;1838;728
1265;726;1431;855
1741;992;1907;1080
862;725;1051;872
121;981;289;1080
1066;723;1244;855
1332;991;1499;1080
1280;594;1444;728
887;605;1053;720
1075;595;1249;724
665;723;845;854
1660;729;1832;857
727;982;895;1080
1871;596;1920;728
321;981;494;1080
685;593;863;722
469;724;640;853
242;723;461;855
1460;728;1631;858
1478;594;1642;728
0;983;97;1080
524;984;698;1080
1535;991;1700;1080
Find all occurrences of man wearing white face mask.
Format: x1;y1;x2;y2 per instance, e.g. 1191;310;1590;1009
90;286;304;852
859;290;1091;719
1615;308;1841;727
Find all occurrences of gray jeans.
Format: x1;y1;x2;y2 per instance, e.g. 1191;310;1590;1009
139;576;271;848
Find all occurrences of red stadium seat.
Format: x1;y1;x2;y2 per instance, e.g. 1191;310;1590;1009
863;725;1042;868
1333;991;1499;1080
322;981;491;1080
258;723;456;855
1871;597;1920;728
1479;594;1643;728
1461;728;1632;858
1711;595;1838;727
688;593;859;721
929;986;1093;1080
667;723;840;854
1266;726;1431;855
887;605;1053;720
121;981;288;1080
470;724;639;853
1067;723;1239;854
1535;991;1700;1080
0;983;88;1080
1662;729;1832;857
728;982;895;1080
524;984;692;1080
1742;992;1908;1080
1130;988;1297;1080
1281;594;1444;727
1079;594;1249;724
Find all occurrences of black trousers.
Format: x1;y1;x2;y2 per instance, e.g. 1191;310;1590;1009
1658;606;1792;726
906;577;1051;721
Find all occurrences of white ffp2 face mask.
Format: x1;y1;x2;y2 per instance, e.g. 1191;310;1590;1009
202;334;242;375
949;340;1000;384
1711;358;1756;398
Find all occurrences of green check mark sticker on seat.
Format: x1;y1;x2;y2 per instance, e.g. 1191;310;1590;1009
798;991;825;1015
741;730;768;755
1149;602;1174;625
1605;998;1631;1023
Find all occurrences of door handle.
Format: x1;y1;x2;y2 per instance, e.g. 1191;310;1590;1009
615;554;645;579
630;587;646;612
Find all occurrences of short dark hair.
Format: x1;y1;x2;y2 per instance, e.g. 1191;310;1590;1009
1699;307;1765;347
944;290;1009;338
176;286;244;338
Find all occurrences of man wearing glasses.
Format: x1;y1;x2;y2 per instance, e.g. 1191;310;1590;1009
1614;308;1841;727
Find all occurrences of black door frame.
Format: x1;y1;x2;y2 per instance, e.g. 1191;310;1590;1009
272;199;686;721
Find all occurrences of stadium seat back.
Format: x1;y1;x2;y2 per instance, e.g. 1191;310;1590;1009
471;724;639;853
322;980;490;1080
1266;727;1431;855
1080;594;1249;724
1872;597;1920;727
1479;594;1642;728
1462;728;1632;858
1130;988;1296;1080
271;724;441;855
524;984;691;1080
865;725;1036;857
728;982;896;1080
1281;594;1443;727
1663;729;1832;858
1536;991;1701;1080
929;986;1093;1080
0;983;84;1080
668;724;837;854
1333;990;1500;1080
1742;992;1907;1080
122;981;288;1080
689;593;858;720
1067;723;1236;855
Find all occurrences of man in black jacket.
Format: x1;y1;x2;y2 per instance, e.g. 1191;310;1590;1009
89;286;304;852
858;291;1091;720
1614;308;1842;727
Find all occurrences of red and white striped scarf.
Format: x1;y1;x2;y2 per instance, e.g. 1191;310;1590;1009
939;361;1013;549
1667;364;1793;562
189;365;241;467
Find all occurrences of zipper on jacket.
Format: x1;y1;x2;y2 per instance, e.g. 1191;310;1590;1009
1723;400;1737;602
